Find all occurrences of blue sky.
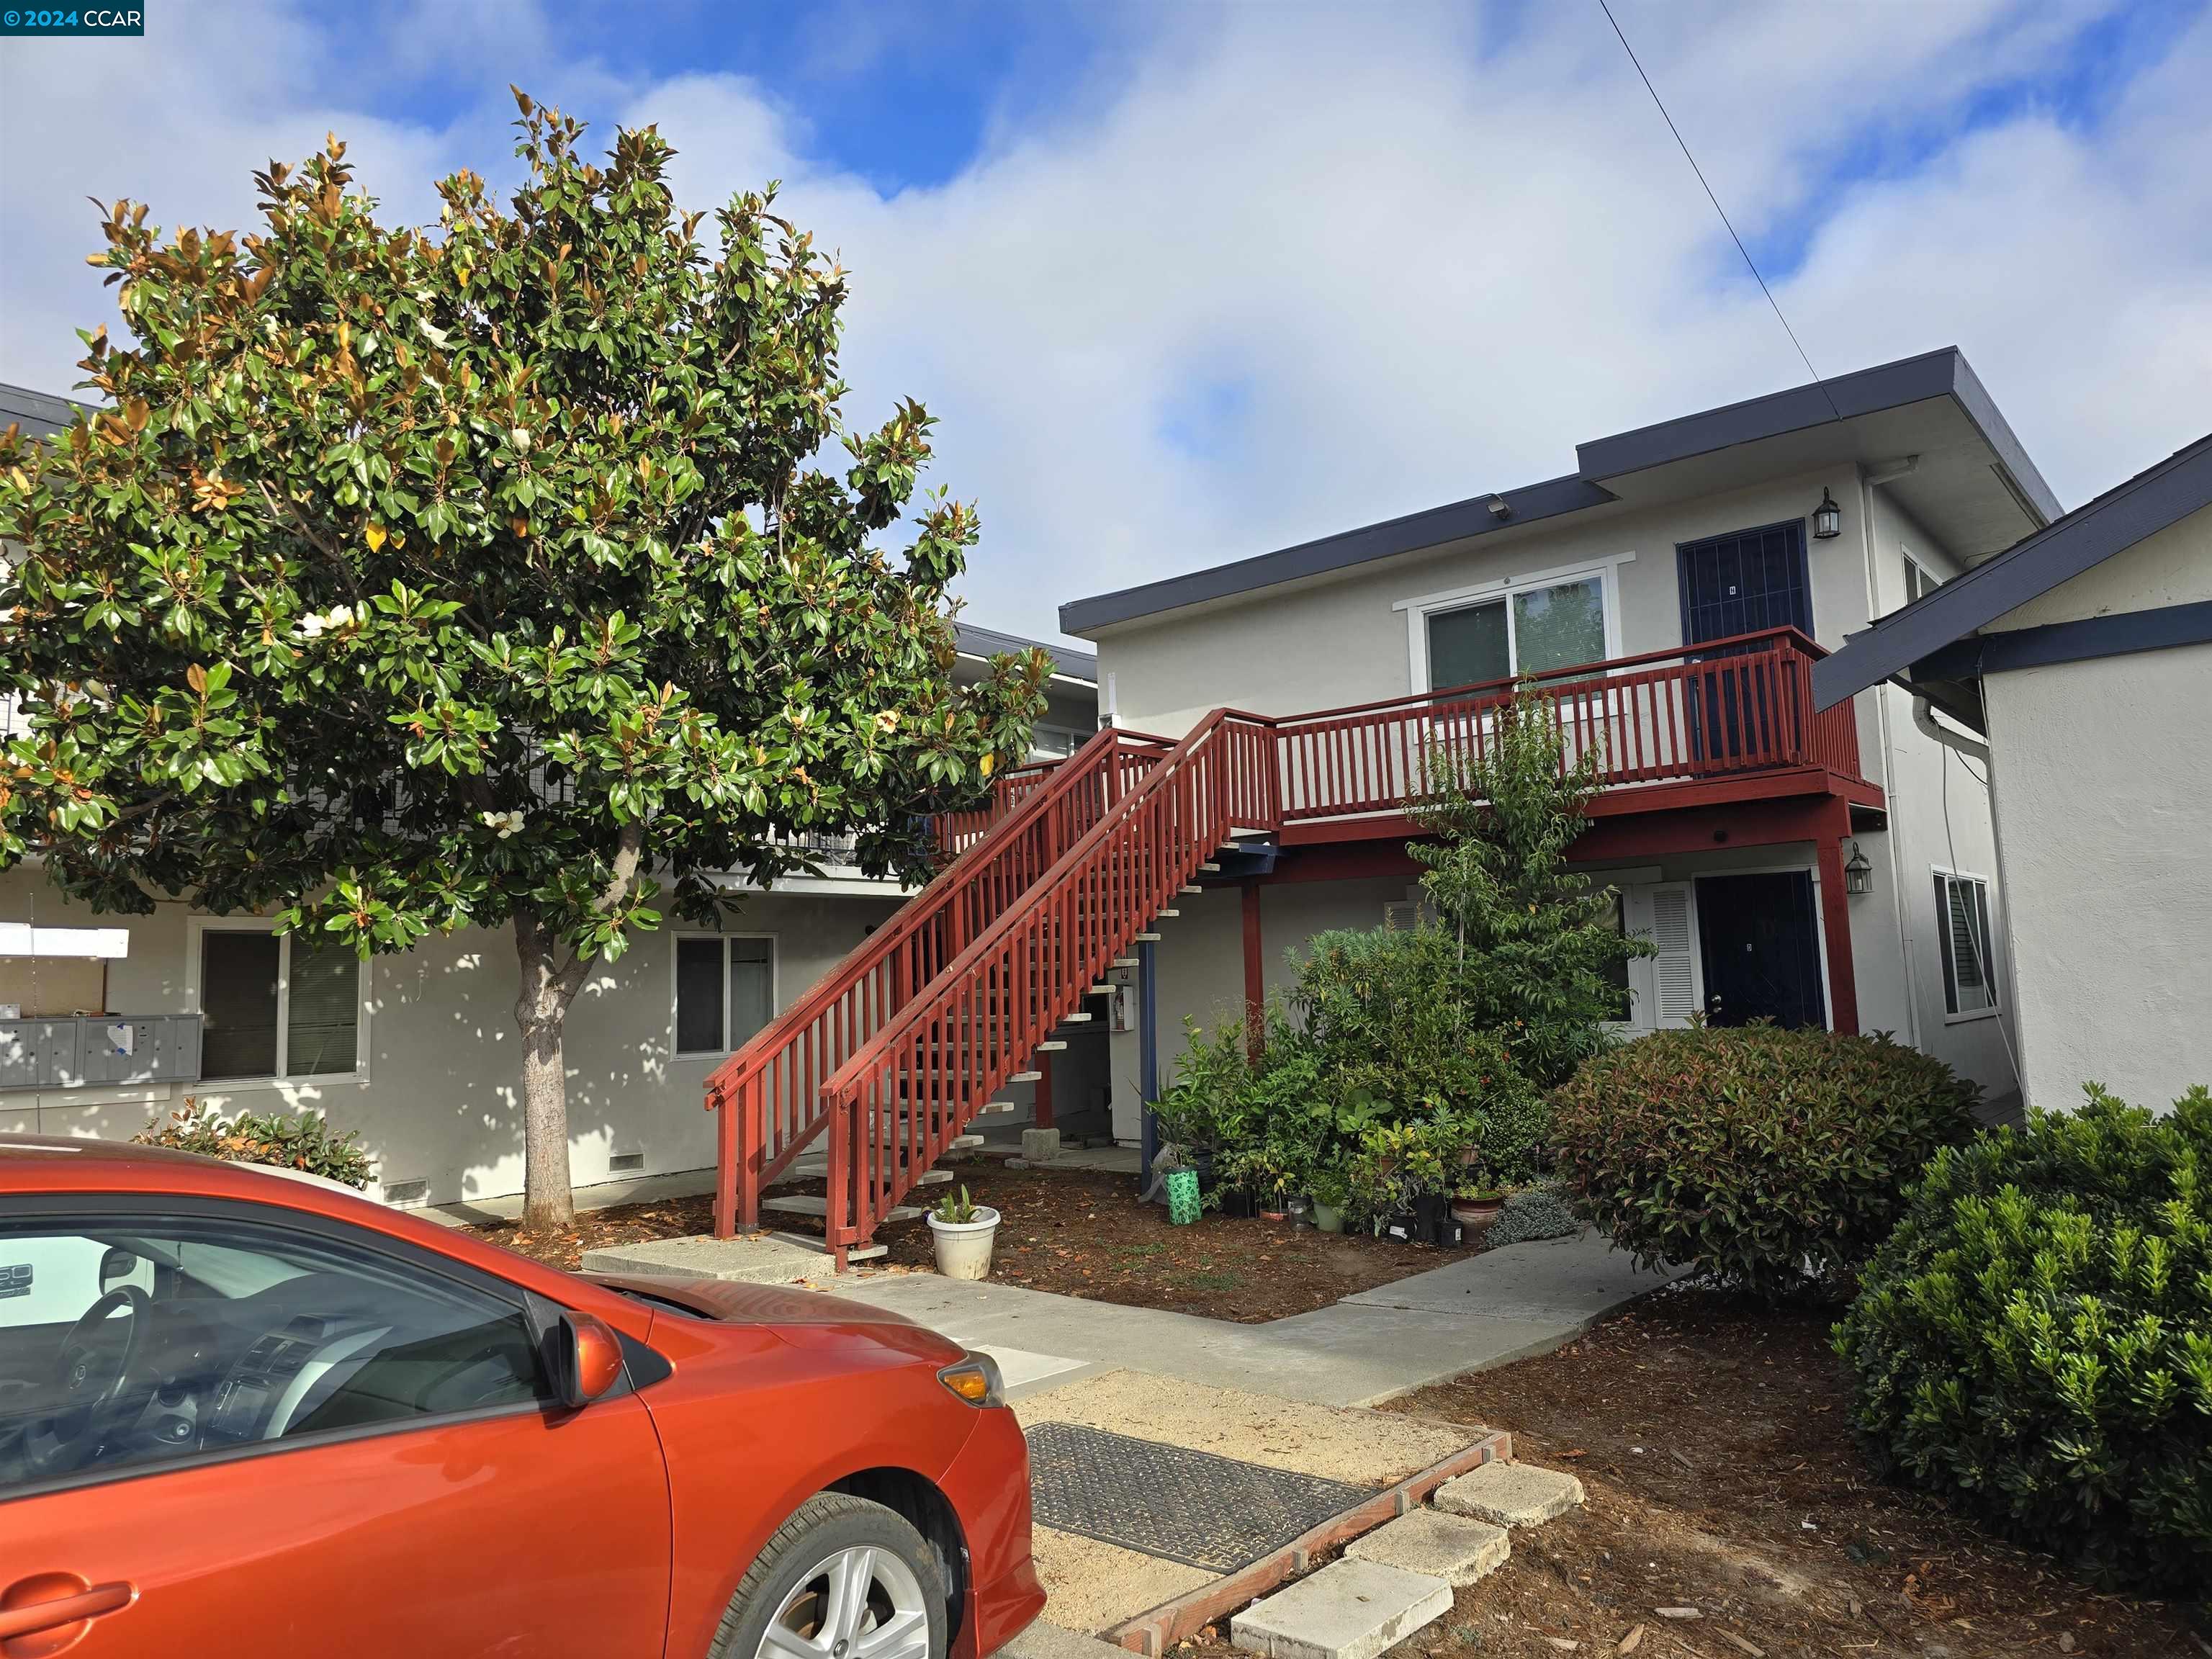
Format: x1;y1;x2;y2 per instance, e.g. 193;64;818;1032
4;1;2210;643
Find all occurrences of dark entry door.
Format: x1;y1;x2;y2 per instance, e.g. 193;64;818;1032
1696;871;1826;1029
1677;520;1814;768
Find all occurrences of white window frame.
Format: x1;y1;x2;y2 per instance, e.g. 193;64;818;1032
670;932;780;1059
184;917;371;1088
1395;553;1633;695
1931;867;2000;1023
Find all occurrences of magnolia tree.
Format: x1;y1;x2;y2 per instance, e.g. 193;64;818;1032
0;95;1047;1229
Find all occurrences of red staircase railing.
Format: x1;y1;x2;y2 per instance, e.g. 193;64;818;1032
812;709;1277;1264
704;724;1169;1236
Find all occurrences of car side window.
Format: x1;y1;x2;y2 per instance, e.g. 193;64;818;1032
0;1210;552;1497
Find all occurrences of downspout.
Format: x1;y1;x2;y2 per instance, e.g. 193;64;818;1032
1855;467;1923;1048
1911;694;1991;764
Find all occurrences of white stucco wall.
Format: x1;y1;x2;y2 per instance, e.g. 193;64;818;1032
0;868;904;1205
1982;640;2212;1114
1094;468;1873;735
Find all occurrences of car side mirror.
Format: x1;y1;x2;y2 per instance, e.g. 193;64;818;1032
555;1311;626;1408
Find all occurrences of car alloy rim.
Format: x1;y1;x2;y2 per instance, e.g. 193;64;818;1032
757;1545;932;1659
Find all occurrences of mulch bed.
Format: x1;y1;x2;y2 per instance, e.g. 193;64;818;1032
1314;1287;2203;1659
871;1161;1444;1321
461;1156;1448;1321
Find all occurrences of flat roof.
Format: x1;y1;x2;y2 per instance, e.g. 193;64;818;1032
954;621;1097;684
1061;347;2058;637
0;381;94;442
1813;428;2212;711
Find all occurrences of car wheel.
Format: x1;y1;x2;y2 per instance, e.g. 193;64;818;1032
709;1493;947;1659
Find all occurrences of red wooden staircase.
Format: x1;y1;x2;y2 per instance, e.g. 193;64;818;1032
702;724;1169;1243
706;626;1869;1266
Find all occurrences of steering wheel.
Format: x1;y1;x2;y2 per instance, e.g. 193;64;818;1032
23;1285;153;1478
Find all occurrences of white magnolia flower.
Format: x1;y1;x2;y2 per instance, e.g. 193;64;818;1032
480;809;525;839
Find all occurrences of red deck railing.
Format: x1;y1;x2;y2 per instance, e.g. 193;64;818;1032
708;626;1863;1257
703;724;1169;1234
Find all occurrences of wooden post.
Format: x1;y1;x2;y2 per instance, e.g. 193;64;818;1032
1241;878;1265;1058
1815;799;1861;1035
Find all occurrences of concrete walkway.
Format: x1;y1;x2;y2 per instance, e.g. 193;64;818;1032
824;1228;1681;1407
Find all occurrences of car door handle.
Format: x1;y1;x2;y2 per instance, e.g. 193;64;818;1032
0;1577;136;1642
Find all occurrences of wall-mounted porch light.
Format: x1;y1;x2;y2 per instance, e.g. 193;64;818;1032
1812;487;1843;539
1843;840;1874;896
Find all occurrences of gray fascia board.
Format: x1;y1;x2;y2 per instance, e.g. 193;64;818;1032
1574;348;1958;481
953;621;1097;683
1058;474;1612;637
1814;432;2212;710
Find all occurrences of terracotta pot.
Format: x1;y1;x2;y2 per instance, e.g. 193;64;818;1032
1452;1197;1504;1228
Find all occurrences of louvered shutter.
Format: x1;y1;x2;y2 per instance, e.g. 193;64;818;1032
1648;882;1701;1025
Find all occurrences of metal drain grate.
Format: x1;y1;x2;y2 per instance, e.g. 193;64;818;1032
1025;1421;1371;1572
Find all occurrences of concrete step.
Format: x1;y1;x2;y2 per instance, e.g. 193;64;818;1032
1230;1558;1452;1659
1037;1039;1067;1051
580;1233;824;1285
769;1231;886;1263
1155;907;1180;918
1344;1509;1509;1586
1089;984;1113;994
1058;1011;1093;1023
980;1101;1017;1114
1113;957;1140;968
1432;1462;1585;1527
1010;1070;1043;1083
1133;932;1161;943
782;1159;958;1187
1199;861;1222;872
763;1194;924;1223
1180;884;1202;894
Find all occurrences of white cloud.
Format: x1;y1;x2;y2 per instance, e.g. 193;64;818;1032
4;0;2206;644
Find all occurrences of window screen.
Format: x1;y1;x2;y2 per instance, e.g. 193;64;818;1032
1934;873;1997;1015
1426;600;1509;691
286;931;360;1076
674;938;725;1055
201;932;281;1080
729;938;773;1050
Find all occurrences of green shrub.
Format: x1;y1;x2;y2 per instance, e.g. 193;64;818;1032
1485;1188;1581;1246
1553;1025;1978;1301
135;1098;373;1189
1834;1086;2212;1591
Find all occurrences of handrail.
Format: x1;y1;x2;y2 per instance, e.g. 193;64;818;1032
814;708;1277;1257
1282;626;1829;728
703;722;1170;1234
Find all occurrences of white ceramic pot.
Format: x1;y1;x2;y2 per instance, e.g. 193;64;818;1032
927;1206;1000;1280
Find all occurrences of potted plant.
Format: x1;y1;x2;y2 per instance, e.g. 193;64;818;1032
927;1185;1000;1280
1308;1166;1351;1234
1451;1184;1508;1229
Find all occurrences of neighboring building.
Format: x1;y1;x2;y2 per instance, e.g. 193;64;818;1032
1058;346;2056;1137
0;377;1100;1210
1816;431;2212;1115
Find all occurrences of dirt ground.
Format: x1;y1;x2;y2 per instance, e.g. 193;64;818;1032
1330;1286;2203;1659
463;1158;1447;1321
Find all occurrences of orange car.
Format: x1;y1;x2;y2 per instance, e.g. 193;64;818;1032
0;1134;1044;1658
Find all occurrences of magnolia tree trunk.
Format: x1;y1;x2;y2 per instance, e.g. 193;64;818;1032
513;905;580;1233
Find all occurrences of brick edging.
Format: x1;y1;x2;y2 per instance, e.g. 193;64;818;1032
1102;1428;1514;1656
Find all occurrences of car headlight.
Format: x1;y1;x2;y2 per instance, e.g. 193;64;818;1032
936;1350;1006;1408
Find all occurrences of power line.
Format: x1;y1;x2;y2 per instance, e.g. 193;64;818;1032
1596;0;1842;422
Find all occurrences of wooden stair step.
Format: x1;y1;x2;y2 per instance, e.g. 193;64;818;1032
1037;1039;1067;1051
1181;884;1202;894
1113;957;1140;968
763;1195;923;1223
1133;932;1161;943
1199;861;1221;871
1058;1011;1094;1023
1155;907;1180;918
1010;1070;1043;1082
980;1101;1017;1114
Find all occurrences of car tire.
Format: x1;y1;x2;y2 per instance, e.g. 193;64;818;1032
707;1493;948;1659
